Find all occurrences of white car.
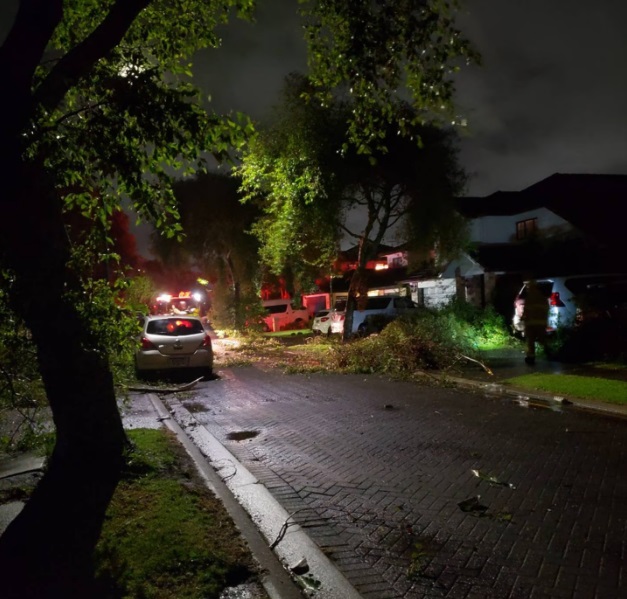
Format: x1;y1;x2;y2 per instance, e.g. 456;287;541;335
512;273;627;334
135;315;213;378
312;310;333;335
330;296;417;336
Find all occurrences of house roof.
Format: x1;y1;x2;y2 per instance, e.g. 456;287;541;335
339;243;400;262
457;173;627;246
456;191;544;217
325;266;410;293
470;244;538;274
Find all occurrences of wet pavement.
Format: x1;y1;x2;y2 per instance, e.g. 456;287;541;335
1;347;626;598
168;365;627;599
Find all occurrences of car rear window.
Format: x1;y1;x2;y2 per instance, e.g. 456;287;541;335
146;319;204;336
265;304;289;314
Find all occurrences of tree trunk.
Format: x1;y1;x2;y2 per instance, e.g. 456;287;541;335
222;251;242;327
342;237;375;341
0;163;126;598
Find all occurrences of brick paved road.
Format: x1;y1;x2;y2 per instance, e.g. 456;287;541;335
173;366;627;599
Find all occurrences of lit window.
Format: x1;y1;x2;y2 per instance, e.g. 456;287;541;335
516;218;537;240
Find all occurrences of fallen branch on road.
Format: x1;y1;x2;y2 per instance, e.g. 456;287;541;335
124;377;204;394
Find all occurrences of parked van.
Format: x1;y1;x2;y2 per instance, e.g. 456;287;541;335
512;273;627;334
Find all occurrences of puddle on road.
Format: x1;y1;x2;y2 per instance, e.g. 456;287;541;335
227;430;260;441
502;396;563;413
183;400;207;413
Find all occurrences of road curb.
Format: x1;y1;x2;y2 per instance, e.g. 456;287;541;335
438;373;627;419
149;393;362;599
147;394;304;599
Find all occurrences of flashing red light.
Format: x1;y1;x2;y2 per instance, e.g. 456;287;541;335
549;292;565;307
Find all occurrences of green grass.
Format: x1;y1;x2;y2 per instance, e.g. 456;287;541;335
264;329;312;337
94;429;255;598
585;362;627;371
503;373;627;405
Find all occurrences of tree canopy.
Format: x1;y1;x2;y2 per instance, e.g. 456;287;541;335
239;73;470;335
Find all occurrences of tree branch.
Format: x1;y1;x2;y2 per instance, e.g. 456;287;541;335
0;0;63;137
339;223;360;239
34;0;152;114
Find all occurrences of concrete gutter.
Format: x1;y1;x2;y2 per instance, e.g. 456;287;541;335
149;394;362;599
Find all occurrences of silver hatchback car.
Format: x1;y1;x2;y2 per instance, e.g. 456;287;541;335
135;315;213;378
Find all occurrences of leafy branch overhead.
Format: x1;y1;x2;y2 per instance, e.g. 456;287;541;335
301;0;479;153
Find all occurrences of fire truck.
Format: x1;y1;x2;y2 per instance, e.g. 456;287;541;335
152;291;204;316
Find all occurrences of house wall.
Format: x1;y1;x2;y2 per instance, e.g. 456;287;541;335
469;208;572;244
411;279;457;308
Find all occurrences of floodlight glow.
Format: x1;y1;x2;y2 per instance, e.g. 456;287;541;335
157;294;172;302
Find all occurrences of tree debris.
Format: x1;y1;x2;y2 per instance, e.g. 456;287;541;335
457;495;489;516
125;377;204;394
471;469;516;489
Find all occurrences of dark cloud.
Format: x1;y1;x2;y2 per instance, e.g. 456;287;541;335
193;1;307;120
456;0;627;194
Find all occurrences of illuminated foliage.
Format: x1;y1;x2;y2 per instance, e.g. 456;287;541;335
239;76;470;293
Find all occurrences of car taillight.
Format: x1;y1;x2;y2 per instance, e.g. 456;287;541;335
550;292;565;307
141;336;157;350
201;334;212;348
321;317;329;322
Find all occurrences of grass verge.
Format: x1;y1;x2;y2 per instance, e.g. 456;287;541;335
263;329;312;338
502;373;627;406
94;428;257;598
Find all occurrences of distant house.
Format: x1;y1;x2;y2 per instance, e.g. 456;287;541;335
305;173;627;314
402;173;627;312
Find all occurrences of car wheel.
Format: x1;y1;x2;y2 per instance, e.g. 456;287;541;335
202;368;213;381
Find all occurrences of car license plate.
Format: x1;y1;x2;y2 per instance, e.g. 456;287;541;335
168;357;189;367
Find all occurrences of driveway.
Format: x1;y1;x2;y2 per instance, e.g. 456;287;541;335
170;366;627;599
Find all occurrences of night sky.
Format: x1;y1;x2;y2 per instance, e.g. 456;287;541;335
3;0;627;198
